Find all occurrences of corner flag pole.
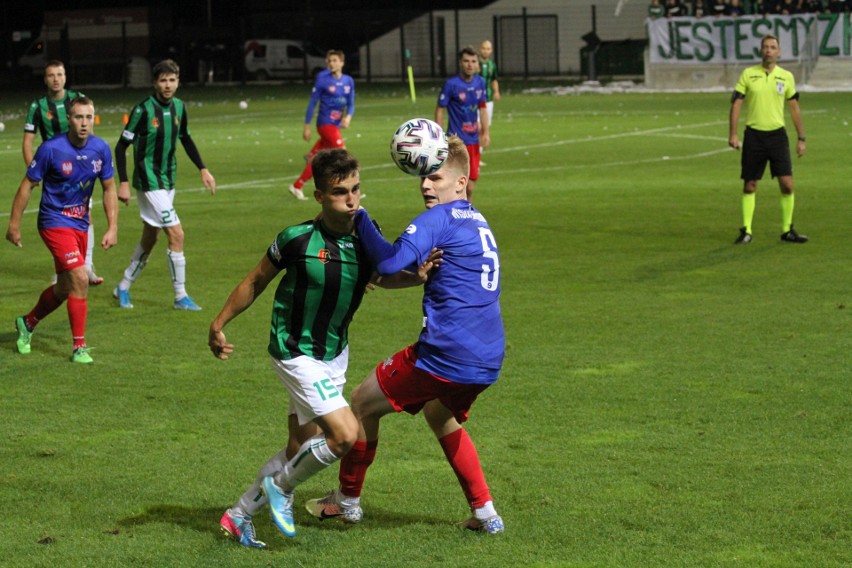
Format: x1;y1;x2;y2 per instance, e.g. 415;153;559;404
405;48;416;103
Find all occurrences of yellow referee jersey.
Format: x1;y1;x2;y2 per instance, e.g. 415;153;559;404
734;64;797;132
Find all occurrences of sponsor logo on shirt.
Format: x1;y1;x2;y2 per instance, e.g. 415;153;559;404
62;205;87;219
405;224;417;235
62;161;73;176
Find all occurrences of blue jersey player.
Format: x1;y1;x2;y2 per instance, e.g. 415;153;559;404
436;46;489;200
289;50;356;200
7;96;118;363
306;136;506;534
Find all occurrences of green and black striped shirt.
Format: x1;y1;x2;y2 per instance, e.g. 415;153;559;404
120;95;193;191
266;220;374;361
24;90;85;141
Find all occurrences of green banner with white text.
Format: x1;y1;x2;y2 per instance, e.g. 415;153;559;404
647;13;852;64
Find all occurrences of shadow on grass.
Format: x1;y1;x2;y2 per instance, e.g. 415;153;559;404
299;506;454;532
117;505;226;537
117;503;457;539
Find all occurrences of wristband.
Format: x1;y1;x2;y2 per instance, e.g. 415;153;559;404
798;136;806;142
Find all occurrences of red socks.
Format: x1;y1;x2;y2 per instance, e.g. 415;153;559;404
439;428;492;509
66;295;88;349
26;286;63;329
339;439;378;498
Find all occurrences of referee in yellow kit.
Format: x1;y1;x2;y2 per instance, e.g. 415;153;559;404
728;34;808;245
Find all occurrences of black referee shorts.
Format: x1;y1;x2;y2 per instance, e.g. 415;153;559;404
741;126;792;181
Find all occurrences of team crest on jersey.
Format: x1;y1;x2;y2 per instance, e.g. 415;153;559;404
776;81;785;95
62;161;73;176
329;85;336;93
46;110;54;120
458;91;467;102
152;117;160;128
318;249;331;264
92;159;102;174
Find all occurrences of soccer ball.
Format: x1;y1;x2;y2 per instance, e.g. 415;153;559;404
0;122;5;132
239;100;248;110
390;118;449;176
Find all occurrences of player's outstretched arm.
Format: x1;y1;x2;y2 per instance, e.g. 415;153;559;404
209;255;280;360
6;176;37;247
377;248;443;289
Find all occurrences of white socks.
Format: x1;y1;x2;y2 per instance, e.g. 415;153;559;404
167;249;187;300
275;435;340;491
119;243;149;291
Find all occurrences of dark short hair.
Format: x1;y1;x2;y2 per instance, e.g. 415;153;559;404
152;59;180;79
761;34;779;49
459;46;477;60
44;60;65;72
312;149;359;191
69;95;94;110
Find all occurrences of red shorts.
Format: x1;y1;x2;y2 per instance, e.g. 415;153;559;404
375;344;489;424
466;143;481;181
316;124;345;149
40;227;87;273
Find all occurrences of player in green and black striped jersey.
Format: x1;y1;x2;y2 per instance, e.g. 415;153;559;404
22;60;85;164
209;149;441;546
22;60;101;285
112;59;216;311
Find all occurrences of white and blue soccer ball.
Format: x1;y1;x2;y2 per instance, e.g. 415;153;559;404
390;118;449;176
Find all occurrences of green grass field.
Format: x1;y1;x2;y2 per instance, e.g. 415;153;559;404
0;81;850;567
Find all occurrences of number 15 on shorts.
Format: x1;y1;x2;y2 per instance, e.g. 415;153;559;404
313;378;340;401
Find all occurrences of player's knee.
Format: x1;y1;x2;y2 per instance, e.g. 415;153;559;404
327;414;359;456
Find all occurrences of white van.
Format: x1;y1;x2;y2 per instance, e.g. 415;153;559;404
244;39;327;80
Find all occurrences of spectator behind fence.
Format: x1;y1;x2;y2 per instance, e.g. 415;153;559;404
666;0;688;16
712;0;728;16
649;0;666;18
692;1;707;16
826;0;850;12
728;0;747;14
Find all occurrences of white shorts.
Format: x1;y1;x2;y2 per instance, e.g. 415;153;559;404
269;347;350;425
137;189;180;228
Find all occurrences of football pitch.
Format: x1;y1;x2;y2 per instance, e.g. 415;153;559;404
0;82;849;567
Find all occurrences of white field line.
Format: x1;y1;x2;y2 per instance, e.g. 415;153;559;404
0;123;732;218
